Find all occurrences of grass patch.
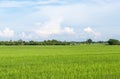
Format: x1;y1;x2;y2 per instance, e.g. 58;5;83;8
0;45;120;79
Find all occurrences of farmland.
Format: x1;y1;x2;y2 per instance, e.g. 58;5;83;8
0;44;120;79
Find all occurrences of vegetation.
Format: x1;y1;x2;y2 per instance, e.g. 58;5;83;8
0;38;119;46
86;39;93;44
108;39;120;45
0;39;70;45
0;45;120;79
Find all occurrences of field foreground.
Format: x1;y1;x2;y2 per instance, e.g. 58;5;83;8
0;45;120;79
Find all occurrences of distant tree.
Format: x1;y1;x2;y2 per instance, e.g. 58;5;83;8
97;41;107;44
108;39;119;45
86;39;93;44
17;39;25;45
29;40;36;45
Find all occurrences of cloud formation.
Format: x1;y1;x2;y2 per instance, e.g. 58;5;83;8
19;32;33;40
84;27;101;37
0;0;120;41
0;0;66;8
34;18;75;37
0;1;30;8
0;27;14;38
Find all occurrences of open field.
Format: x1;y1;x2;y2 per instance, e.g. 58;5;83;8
0;44;120;79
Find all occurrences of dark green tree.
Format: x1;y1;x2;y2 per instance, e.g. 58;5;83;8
108;39;119;45
86;39;93;44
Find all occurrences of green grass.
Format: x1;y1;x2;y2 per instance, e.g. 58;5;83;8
0;44;120;79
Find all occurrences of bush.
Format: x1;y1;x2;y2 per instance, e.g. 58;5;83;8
108;39;120;45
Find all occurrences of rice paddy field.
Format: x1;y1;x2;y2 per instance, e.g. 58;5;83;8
0;44;120;79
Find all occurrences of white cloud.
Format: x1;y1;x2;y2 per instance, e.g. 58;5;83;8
0;27;14;38
34;18;75;37
84;27;94;33
0;0;66;8
34;0;120;26
84;27;101;37
19;32;33;40
0;0;120;40
63;27;75;34
36;0;65;5
0;1;30;8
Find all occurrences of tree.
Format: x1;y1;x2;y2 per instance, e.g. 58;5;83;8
108;39;119;45
86;39;93;44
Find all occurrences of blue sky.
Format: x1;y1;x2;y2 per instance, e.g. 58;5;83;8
0;0;120;41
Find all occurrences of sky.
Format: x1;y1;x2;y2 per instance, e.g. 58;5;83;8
0;0;120;41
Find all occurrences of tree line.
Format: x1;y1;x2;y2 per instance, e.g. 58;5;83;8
0;39;70;45
85;39;120;45
0;39;119;45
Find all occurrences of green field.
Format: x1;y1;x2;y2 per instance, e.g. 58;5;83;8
0;45;120;79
